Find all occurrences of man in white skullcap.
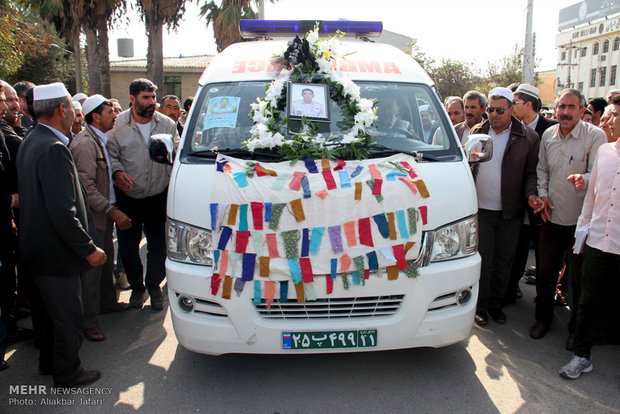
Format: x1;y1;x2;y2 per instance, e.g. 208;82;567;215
72;92;87;105
16;82;105;388
71;100;84;139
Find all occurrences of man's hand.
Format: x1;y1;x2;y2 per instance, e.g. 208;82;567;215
537;196;554;222
10;193;19;209
113;171;134;191
86;247;107;267
567;174;585;190
109;207;132;230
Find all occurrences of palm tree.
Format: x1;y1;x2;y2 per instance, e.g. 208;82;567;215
135;0;186;90
200;0;260;52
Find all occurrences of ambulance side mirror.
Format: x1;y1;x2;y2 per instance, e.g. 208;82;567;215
149;134;175;166
464;134;493;165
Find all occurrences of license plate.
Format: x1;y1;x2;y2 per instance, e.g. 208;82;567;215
282;330;377;350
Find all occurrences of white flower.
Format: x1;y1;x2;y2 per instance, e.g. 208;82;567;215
357;98;374;112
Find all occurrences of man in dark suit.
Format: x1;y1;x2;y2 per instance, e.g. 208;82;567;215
505;84;558;305
17;82;106;388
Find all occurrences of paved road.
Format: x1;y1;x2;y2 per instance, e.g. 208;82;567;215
1;277;619;413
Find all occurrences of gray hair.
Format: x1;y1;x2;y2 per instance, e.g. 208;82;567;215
556;88;586;108
463;90;488;108
444;96;464;110
34;96;71;119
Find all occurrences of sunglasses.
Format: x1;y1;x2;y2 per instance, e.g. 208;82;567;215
487;107;506;114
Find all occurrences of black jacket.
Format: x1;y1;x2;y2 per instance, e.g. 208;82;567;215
534;115;557;139
471;116;540;220
16;124;96;276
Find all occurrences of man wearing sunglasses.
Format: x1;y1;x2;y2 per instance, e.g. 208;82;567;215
470;87;540;326
528;89;607;341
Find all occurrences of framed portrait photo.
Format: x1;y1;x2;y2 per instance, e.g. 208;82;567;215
287;82;330;122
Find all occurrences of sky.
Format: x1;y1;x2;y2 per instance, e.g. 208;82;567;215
109;0;581;72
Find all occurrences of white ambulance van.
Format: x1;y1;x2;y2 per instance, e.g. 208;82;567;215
152;20;484;355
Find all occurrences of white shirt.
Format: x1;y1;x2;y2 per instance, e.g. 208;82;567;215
136;120;152;145
476;123;512;211
40;123;70;146
90;125;116;204
527;114;539;131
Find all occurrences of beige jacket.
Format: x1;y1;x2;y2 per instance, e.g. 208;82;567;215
69;125;112;232
107;109;179;199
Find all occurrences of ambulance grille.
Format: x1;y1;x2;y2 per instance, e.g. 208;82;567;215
254;295;404;319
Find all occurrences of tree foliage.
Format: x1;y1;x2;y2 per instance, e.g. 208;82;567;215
428;59;479;100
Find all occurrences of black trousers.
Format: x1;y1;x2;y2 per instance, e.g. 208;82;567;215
477;209;522;311
115;187;167;293
506;209;541;302
534;221;581;325
33;274;84;385
574;245;620;358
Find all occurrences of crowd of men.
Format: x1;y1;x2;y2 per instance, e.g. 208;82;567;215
0;75;618;388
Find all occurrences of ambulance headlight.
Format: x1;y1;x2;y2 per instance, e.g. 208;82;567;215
430;215;478;262
167;219;214;266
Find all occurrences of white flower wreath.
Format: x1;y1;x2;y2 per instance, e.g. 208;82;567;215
244;26;377;160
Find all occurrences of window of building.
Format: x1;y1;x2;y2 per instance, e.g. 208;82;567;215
578;82;584;92
590;68;597;87
611;65;617;86
574;48;579;58
614;37;620;51
164;76;182;98
603;40;609;54
581;47;587;57
561;51;566;61
599;67;607;87
593;42;599;55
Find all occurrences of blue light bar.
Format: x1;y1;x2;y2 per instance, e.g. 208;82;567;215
240;20;383;38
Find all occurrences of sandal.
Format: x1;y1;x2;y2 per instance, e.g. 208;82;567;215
84;328;105;342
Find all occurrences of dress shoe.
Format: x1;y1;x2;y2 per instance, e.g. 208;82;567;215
54;369;101;388
515;287;523;299
149;287;164;311
100;302;130;314
129;290;148;309
566;333;575;351
529;321;549;339
488;308;507;324
475;311;488;326
523;275;536;285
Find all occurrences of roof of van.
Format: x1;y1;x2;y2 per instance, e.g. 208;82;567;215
198;39;434;86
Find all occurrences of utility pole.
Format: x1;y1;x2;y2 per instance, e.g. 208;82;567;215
522;0;535;84
259;0;265;19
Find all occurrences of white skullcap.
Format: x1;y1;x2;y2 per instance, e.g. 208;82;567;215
488;87;514;103
72;92;88;102
82;94;107;115
33;82;70;101
73;101;82;111
515;84;540;99
419;104;430;112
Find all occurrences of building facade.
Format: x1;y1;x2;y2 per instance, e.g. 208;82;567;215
556;14;620;100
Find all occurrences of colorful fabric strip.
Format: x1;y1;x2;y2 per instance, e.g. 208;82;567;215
235;231;251;253
309;227;325;256
343;221;357;247
301;228;310;257
322;170;337;190
300;257;314;283
404;260;419;278
272;172;292;190
405;241;416;255
288;258;302;284
294;282;305;302
301;176;312;198
340;253;352;272
210;203;218;230
264;202;272;222
304;157;319;173
268;203;286;231
321;158;331;171
281;230;300;258
372;178;383;195
289;171;306;191
304;282;317;301
245;161;256;178
392;244;408;270
265;233;280;258
367;251;379;271
358;217;374;247
407;207;418;235
253;281;261;305
328;225;344;254
396;210;409;239
265;281;276;308
419;206;428;225
215;204;228;230
386;171;408;181
255;163;277;176
250;202;264;230
280;281;289;303
290;198;306;222
228;204;239;226
355;182;363;200
213;249;221;270
350;165;364;178
398;177;418;195
353;255;365;276
259;256;270;277
326;274;333;295
387;212;397;240
219;250;229;277
217;226;233;250
234;278;245;297
387;265;399;280
252;231;264;256
229;252;242;277
316;189;329;199
211;273;220;295
400;161;418;178
232;171;248;188
330;258;338;280
352;271;361;285
241;253;256;281
379;247;397;263
238;203;249;231
413;178;430;198
334;159;346;171
342;273;350;290
338;170;352;188
373;213;390;239
366;179;384;202
368;164;381;180
222;276;233;299
216;158;228;172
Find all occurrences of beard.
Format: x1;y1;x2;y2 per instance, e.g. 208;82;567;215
135;103;155;118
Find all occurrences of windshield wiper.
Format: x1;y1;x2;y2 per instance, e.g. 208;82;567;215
190;148;283;159
365;144;445;162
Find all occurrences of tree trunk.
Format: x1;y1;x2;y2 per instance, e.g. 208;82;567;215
72;31;83;93
95;18;112;97
84;26;101;94
146;18;164;90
